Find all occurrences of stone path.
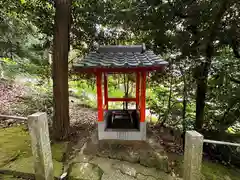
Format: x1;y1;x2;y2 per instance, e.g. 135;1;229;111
66;131;182;180
69;155;178;180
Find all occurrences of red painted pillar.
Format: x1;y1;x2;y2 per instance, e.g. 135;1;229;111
96;72;103;121
136;72;140;109
140;72;146;122
103;73;108;110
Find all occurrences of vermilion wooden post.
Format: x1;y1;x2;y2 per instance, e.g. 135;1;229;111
140;72;146;122
103;73;108;110
136;72;140;109
96;72;103;121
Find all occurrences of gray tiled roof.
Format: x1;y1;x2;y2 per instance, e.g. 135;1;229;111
73;45;168;70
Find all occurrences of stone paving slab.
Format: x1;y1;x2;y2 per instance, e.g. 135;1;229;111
101;169;136;180
69;155;181;180
2;157;63;178
68;130;181;180
82;135;169;172
69;162;103;180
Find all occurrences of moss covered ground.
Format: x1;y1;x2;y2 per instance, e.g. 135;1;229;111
1;125;240;180
170;153;240;180
0;125;67;179
202;160;240;180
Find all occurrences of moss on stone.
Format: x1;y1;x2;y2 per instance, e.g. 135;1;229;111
51;142;68;162
69;162;103;180
2;157;34;174
0;126;66;178
0;126;32;167
53;159;64;177
0;174;25;180
1;155;63;177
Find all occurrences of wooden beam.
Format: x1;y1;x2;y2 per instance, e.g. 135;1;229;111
103;73;108;110
96;73;103;121
140;72;146;122
108;98;136;102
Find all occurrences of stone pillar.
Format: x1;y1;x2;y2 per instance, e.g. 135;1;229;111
28;112;54;180
183;131;203;180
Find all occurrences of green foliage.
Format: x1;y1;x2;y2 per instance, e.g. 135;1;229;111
0;0;52;80
0;0;240;133
1;0;240;172
1;0;239;133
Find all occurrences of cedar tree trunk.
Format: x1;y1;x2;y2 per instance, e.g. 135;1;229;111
52;0;71;140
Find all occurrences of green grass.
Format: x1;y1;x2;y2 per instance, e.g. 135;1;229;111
108;89;124;98
69;79;128;109
70;79;125;98
69;80;96;96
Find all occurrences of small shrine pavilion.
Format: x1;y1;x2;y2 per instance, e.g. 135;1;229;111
73;44;168;140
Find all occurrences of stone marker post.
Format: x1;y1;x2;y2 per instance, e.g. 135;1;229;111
183;131;203;180
28;112;54;180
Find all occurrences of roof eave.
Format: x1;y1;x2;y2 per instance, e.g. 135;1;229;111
72;63;168;74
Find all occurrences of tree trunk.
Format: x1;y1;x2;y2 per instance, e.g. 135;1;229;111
52;0;71;140
182;70;187;132
180;68;188;150
195;72;208;130
195;0;229;131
